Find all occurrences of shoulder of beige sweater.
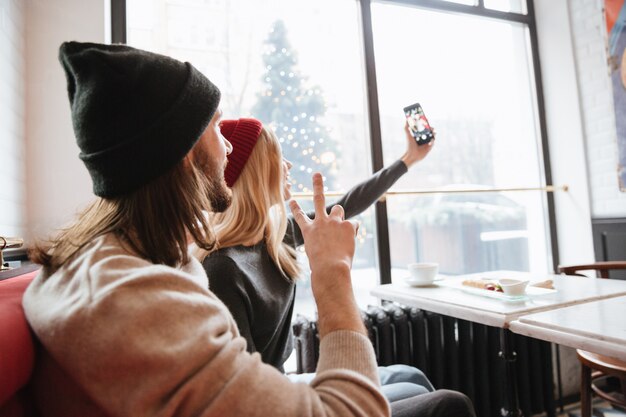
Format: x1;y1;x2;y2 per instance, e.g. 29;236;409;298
57;234;209;295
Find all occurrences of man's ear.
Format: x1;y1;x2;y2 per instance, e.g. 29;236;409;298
182;151;196;168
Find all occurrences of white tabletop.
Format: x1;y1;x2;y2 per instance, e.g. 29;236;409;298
371;271;626;328
508;296;626;361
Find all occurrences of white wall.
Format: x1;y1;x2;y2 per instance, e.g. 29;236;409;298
534;0;595;269
534;0;597;398
569;0;626;218
24;0;105;241
0;0;26;238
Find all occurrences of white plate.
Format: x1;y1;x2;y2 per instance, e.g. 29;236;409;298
403;276;443;287
439;279;556;301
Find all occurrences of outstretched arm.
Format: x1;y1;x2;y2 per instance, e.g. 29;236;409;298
287;122;435;247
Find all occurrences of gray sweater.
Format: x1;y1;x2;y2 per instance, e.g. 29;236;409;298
203;160;408;371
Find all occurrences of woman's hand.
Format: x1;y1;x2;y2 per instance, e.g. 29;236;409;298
401;121;435;168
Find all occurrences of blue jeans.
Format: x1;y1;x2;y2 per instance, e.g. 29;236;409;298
287;364;434;403
378;364;434;402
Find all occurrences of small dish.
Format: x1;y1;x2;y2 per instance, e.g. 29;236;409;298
498;279;529;297
404;276;443;287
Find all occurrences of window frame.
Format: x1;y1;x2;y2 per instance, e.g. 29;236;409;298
111;0;559;283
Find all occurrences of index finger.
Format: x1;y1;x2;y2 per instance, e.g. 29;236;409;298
289;199;311;228
312;173;327;218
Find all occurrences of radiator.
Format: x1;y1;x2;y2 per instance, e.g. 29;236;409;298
292;303;556;417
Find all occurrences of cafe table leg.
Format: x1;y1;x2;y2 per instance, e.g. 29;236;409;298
499;328;524;417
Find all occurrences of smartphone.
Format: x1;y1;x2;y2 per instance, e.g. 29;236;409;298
403;103;434;145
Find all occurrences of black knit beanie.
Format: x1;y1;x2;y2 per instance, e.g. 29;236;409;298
58;41;221;198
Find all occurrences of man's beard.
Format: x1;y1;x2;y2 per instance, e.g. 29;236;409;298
192;145;232;213
202;156;232;213
207;172;232;213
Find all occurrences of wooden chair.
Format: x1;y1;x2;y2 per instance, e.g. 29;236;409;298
558;262;626;417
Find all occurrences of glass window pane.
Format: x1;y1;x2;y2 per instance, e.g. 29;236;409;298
371;2;550;280
484;0;527;14
127;0;378;370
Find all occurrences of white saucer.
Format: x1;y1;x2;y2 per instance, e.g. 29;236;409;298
403;276;443;287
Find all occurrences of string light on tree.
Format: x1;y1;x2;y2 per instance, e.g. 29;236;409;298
251;19;339;190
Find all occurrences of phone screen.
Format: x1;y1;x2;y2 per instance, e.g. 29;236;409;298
403;103;434;145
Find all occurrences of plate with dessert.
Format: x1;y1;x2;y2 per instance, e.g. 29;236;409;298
441;274;556;301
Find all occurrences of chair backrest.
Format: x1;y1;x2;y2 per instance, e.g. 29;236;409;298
0;268;40;417
558;261;626;279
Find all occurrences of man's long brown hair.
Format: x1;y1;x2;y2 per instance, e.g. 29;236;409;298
30;155;220;273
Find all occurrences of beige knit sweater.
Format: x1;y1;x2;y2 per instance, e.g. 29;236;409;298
22;234;389;417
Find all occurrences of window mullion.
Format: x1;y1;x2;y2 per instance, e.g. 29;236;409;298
359;0;392;285
111;0;127;44
526;0;560;273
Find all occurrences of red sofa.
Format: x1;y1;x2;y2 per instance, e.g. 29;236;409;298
0;269;40;417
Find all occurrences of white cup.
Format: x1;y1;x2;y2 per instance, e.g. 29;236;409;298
406;262;439;284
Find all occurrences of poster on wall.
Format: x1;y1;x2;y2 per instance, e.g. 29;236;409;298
605;0;626;191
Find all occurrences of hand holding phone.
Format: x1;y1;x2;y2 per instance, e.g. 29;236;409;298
403;102;434;146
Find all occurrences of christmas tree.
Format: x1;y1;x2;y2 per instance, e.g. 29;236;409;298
252;20;339;192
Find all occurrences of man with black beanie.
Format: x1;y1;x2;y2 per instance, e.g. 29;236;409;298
23;42;389;417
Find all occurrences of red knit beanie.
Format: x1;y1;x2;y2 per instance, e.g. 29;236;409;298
221;118;263;187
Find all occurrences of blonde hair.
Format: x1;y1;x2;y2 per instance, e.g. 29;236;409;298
30;154;220;273
201;127;300;281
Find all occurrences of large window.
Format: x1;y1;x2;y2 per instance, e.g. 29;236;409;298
121;0;553;361
370;2;551;281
